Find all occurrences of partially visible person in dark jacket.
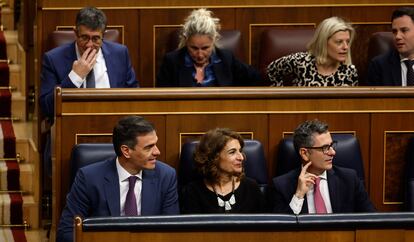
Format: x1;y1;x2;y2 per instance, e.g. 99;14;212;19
367;7;414;86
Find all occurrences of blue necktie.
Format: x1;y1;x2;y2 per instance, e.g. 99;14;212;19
86;69;95;88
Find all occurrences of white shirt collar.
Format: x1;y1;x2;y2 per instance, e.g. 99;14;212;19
116;157;142;182
319;170;327;180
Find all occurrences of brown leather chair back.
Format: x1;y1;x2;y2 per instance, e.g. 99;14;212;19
258;28;315;80
367;32;394;61
165;29;244;60
48;29;120;50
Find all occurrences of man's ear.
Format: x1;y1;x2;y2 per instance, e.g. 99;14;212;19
120;145;130;158
299;147;310;162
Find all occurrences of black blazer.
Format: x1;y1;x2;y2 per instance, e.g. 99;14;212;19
156;47;262;87
366;48;402;86
271;166;376;214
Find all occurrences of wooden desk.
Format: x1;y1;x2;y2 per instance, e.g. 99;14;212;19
74;213;414;242
53;87;414;239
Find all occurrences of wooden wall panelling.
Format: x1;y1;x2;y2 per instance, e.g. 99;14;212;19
38;0;414;8
165;114;269;172
356;229;414;242
331;6;397;23
49;87;414;240
140;8;236;87
41;10;78;53
235;7;330;72
370;113;414;211
76;230;355;242
39;6;407;88
101;9;140;78
268;113;370;188
140;9;190;87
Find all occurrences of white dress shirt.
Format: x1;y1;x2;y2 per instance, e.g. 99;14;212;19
68;44;110;88
289;170;333;214
116;157;142;216
400;57;414;87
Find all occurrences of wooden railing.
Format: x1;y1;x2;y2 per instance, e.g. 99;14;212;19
52;86;414;240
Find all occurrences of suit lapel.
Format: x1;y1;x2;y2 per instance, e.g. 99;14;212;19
389;49;402;86
212;50;232;86
101;42;117;87
141;168;157;215
61;43;78;83
302;197;309;214
327;169;339;213
213;63;232;86
104;159;121;216
178;49;195;87
66;43;78;63
179;67;195;87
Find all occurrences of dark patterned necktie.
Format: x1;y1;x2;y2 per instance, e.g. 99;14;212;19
404;60;414;86
86;69;95;88
124;176;138;216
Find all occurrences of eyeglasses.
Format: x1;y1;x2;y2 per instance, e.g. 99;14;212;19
77;34;102;44
304;141;337;154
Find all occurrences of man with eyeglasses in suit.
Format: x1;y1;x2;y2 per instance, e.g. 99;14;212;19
271;119;375;214
39;7;138;183
40;6;138;120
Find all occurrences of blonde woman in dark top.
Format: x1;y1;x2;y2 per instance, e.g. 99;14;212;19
267;16;358;86
180;128;266;213
157;9;261;87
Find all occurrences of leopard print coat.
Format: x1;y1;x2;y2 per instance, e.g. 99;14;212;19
266;52;358;87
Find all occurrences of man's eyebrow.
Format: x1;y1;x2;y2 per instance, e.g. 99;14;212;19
144;143;156;149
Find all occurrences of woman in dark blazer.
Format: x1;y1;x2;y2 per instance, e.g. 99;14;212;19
156;8;261;87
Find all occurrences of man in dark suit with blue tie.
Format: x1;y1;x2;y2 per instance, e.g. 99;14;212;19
367;7;414;86
271;120;375;214
40;6;138;120
57;116;179;242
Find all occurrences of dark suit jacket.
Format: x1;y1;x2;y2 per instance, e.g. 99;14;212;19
156;47;262;87
56;158;179;242
366;48;402;86
271;166;375;214
40;41;138;119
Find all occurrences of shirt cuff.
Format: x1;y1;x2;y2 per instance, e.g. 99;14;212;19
69;70;85;88
289;194;304;215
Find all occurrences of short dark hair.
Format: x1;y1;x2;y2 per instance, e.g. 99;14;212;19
112;116;155;156
194;128;244;184
293;119;329;154
76;6;107;31
391;7;414;22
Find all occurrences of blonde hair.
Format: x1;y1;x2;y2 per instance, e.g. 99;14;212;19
178;8;221;49
307;16;355;65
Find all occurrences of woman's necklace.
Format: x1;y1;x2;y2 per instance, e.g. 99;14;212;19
212;178;236;212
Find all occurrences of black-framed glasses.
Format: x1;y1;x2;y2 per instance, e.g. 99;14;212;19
304;141;337;154
77;34;102;44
